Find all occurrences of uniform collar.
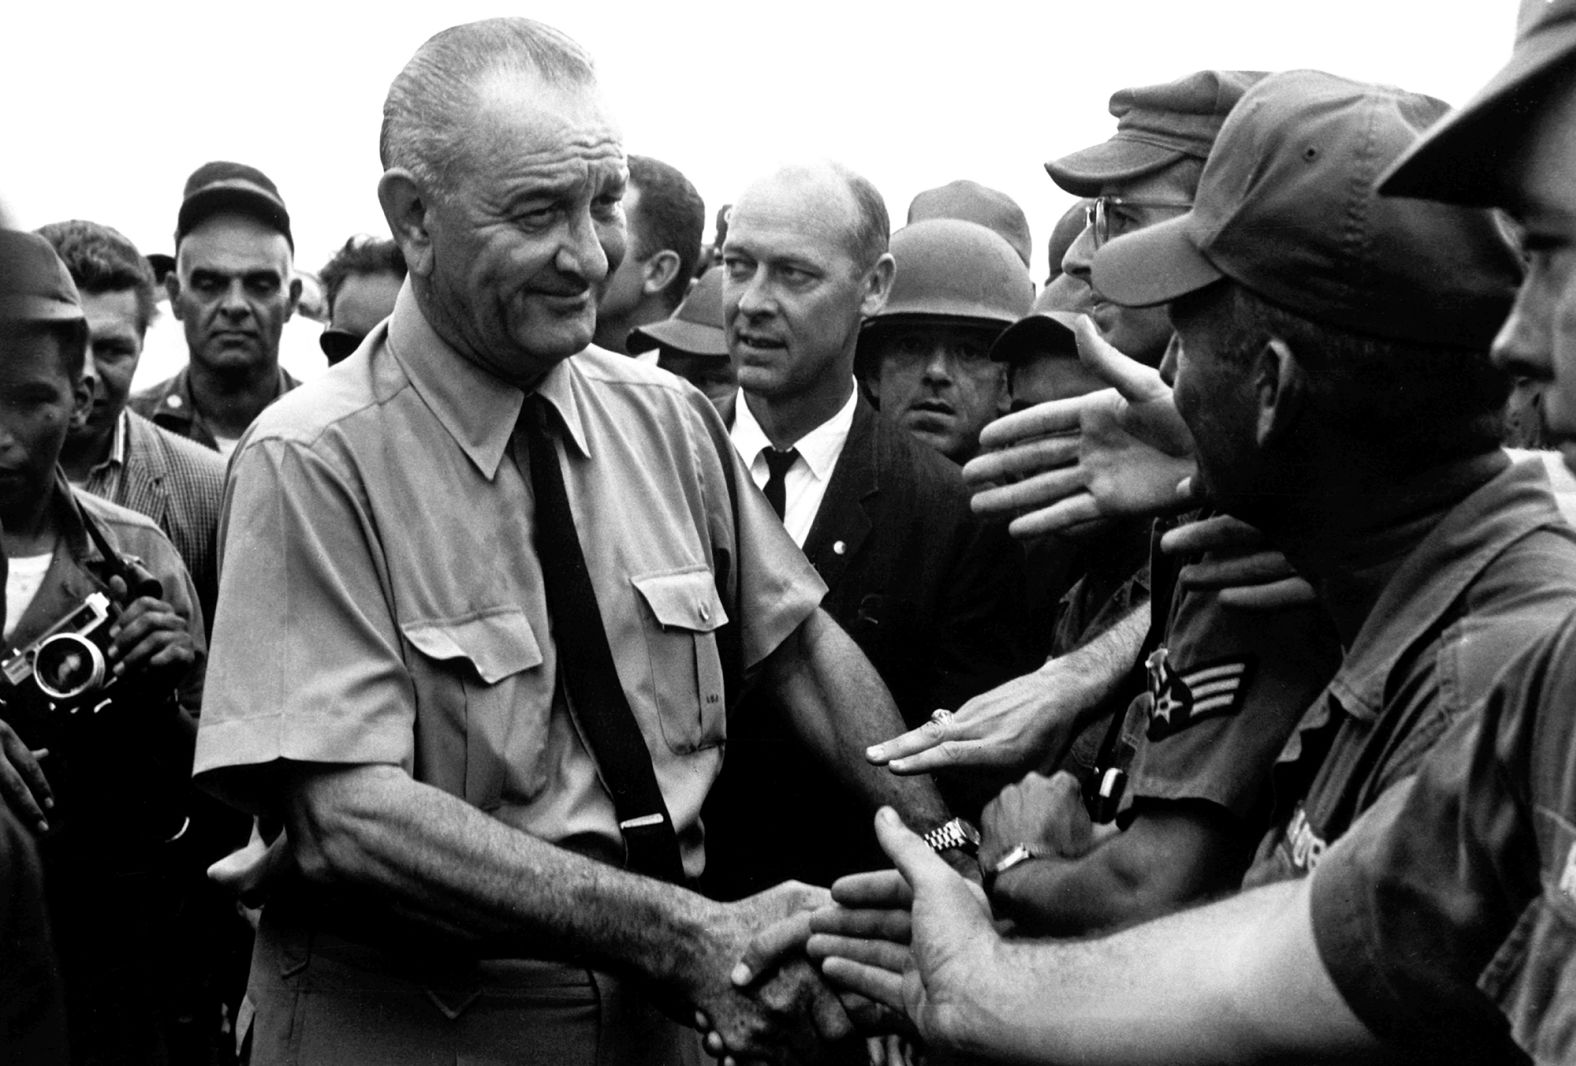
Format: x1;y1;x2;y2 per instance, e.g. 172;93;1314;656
147;364;299;429
384;283;589;481
1328;457;1569;721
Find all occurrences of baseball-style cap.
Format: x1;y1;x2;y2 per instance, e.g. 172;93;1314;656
990;283;1081;365
627;267;727;357
1380;0;1576;205
0;229;85;322
908;180;1034;267
175;160;293;250
1092;70;1522;351
1047;70;1267;196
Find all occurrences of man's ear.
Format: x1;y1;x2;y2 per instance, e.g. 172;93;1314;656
69;364;92;433
1255;336;1305;447
860;253;896;319
285;275;302;322
641;249;682;299
164;270;184;321
379;169;435;278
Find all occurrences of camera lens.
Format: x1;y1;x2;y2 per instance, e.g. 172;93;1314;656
33;633;107;701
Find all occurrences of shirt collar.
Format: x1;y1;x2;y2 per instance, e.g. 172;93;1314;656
383;283;590;480
1329;457;1570;720
732;382;858;481
85;411;130;478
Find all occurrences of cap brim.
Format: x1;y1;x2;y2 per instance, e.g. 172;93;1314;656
627;319;729;357
177;187;292;244
1380;22;1576;205
1092;213;1224;307
989;311;1079;364
1046;138;1192;196
0;296;84;322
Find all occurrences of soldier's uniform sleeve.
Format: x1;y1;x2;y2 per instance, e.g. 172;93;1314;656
1124;563;1343;826
1309;615;1576;1064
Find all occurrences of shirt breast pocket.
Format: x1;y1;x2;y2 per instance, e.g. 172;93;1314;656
630;568;728;755
401;609;547;808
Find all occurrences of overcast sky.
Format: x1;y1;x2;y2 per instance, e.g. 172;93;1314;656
2;1;1516;278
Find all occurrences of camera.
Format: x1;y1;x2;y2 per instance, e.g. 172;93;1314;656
2;591;121;708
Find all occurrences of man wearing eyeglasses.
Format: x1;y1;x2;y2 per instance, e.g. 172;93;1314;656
317;236;406;366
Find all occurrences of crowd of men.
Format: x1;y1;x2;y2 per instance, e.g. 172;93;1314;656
1;3;1573;1064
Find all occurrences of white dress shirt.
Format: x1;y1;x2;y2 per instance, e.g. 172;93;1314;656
730;385;859;548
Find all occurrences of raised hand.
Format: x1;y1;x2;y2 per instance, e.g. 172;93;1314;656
965;317;1199;539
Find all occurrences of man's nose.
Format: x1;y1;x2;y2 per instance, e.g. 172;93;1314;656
557;211;610;286
1490;283;1554;383
1062;221;1097;281
219;279;250;316
733;269;773;318
922;345;955;381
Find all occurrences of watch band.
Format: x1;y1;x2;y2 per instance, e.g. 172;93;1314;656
983;843;1037;893
921;817;980;856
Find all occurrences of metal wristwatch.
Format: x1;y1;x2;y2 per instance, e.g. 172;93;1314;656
921;817;981;857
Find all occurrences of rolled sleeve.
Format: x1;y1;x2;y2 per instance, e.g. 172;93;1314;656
195;437;415;814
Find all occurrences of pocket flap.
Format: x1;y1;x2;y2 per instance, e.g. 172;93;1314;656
401;609;543;684
631;568;728;633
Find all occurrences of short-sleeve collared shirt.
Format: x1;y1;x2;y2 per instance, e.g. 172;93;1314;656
1244;458;1576;888
1121;516;1344;826
193;285;825;879
1311;609;1576;1064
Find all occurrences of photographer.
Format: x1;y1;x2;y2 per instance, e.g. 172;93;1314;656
0;229;205;1065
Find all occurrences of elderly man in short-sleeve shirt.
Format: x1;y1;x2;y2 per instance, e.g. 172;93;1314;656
192;17;961;1066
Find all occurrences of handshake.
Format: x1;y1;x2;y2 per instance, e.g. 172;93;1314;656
695;808;1002;1066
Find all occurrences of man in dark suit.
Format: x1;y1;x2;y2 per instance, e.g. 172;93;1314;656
701;161;1030;899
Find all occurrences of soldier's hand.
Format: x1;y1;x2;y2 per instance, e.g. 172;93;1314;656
965;317;1199;539
808;809;1003;1054
865;663;1084;778
980;770;1094;870
1160;514;1317;610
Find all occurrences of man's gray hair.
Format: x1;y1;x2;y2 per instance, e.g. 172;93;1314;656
381;18;598;198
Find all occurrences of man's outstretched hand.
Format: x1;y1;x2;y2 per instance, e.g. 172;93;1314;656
806;808;1003;1058
965;318;1199;539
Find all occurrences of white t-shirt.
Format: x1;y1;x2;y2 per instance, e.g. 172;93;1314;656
5;553;53;641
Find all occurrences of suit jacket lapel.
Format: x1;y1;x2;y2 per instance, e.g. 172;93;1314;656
803;397;880;587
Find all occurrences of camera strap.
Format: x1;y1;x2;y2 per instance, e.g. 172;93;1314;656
73;496;163;600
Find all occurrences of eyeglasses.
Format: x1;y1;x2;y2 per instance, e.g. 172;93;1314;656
1085;196;1193;249
319;328;363;364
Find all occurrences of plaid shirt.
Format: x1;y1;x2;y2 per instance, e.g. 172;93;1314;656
82;411;226;636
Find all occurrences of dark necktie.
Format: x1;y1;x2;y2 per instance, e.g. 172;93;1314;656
762;447;800;520
519;394;684;883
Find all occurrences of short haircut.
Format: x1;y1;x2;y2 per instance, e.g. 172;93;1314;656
381;18;598;200
1182;279;1510;465
319;235;408;315
35;219;157;336
832;162;890;274
627;155;704;312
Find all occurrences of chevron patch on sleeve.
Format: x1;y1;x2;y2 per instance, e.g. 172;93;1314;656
1144;648;1256;741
